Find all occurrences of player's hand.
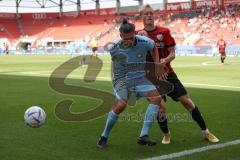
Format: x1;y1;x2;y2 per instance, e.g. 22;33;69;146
160;71;168;80
155;63;166;79
160;58;167;65
158;59;168;80
138;30;148;36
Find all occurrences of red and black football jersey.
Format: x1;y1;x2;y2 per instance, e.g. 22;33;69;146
217;39;226;54
138;26;176;73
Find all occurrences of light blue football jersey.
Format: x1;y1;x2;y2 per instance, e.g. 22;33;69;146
110;35;155;81
80;40;88;51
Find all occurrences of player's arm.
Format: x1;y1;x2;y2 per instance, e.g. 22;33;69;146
152;44;160;64
152;44;166;78
160;28;176;65
158;46;175;79
161;46;175;64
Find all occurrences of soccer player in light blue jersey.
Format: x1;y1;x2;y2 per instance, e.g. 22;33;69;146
79;38;88;66
97;18;168;149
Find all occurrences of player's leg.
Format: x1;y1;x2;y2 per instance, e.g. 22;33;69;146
82;55;86;65
97;80;128;149
167;72;206;129
222;53;226;63
178;95;219;143
94;47;98;57
221;54;224;63
151;77;173;144
137;84;162;146
91;48;94;58
167;72;219;143
146;69;171;144
80;50;87;66
92;48;97;58
145;64;171;143
97;99;127;149
178;94;207;130
79;55;83;66
157;97;171;144
70;49;74;58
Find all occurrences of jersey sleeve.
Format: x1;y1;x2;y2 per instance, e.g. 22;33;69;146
164;29;176;48
109;39;121;56
147;38;155;55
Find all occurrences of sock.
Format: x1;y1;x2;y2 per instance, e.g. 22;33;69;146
221;57;224;63
191;106;207;131
140;104;159;137
157;112;169;134
202;129;209;134
101;110;119;138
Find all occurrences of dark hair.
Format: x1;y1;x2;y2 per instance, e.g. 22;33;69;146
119;18;135;34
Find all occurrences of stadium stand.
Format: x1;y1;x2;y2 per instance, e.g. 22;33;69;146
0;3;240;54
0;19;21;44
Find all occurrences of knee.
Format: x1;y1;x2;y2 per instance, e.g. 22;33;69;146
147;90;162;105
113;100;127;114
159;99;167;113
148;96;162;105
179;95;195;110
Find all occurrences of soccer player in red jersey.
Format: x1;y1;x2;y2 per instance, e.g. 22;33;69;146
217;36;227;64
138;4;219;144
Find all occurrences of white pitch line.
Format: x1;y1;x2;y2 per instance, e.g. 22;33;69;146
201;60;240;66
1;71;240;90
201;62;209;66
142;139;240;160
183;82;240;89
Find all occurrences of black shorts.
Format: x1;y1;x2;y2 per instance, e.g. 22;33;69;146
92;47;98;52
164;72;187;101
220;53;226;58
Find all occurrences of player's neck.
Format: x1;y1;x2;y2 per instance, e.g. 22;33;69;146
144;24;156;32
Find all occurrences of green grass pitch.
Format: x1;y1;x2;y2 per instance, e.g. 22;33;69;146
0;54;240;160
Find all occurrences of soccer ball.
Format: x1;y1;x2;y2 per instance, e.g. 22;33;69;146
24;106;46;128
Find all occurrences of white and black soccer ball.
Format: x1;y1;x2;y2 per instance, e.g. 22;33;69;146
24;106;46;128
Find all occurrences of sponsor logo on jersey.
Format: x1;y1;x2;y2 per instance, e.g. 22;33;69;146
137;39;148;43
157;34;163;41
137;53;143;58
